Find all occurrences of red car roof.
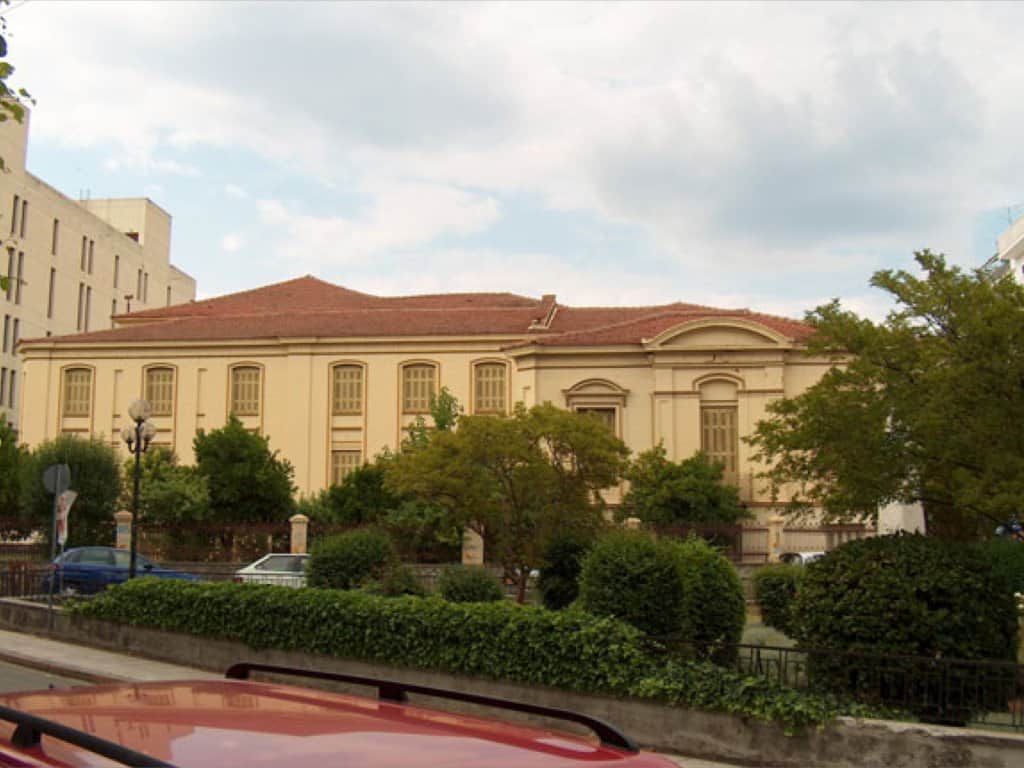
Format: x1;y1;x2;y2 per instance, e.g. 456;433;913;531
0;679;676;768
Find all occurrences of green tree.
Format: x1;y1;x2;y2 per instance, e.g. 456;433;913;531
0;414;25;535
120;447;209;525
387;402;629;602
403;385;462;450
192;416;295;523
623;446;748;525
20;434;121;548
747;250;1024;540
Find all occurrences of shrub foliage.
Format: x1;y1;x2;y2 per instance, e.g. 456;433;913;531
537;530;592;610
437;565;505;603
752;564;804;636
74;578;875;731
674;536;746;664
307;528;396;590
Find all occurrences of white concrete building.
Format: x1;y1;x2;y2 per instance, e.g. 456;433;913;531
0;112;195;433
991;213;1024;283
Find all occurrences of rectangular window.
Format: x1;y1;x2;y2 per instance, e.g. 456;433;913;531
331;450;363;486
332;365;364;415
8;370;14;408
136;269;142;299
47;268;56;319
1;315;8;353
145;368;175;417
0;368;5;403
76;283;84;331
113;254;119;287
4;249;12;301
14;252;23;304
402;364;436;414
51;219;59;255
19;200;27;238
10;195;18;235
87;239;94;274
576;407;617;434
701;406;739;486
81;236;87;271
474;363;507;413
230;367;261;416
62;369;92;417
143;272;149;302
111;299;117;325
84;286;92;332
11;318;18;349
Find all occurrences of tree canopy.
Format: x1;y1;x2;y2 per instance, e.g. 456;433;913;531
386;402;629;601
0;414;25;534
192;416;295;523
747;250;1024;540
622;446;748;526
120;447;209;525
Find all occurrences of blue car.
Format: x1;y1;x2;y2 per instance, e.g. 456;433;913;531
43;546;200;595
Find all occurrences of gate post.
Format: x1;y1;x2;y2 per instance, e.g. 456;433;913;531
768;514;786;563
289;514;309;555
115;511;133;550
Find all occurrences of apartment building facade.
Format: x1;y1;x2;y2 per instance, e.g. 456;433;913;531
0;111;196;433
18;276;832;520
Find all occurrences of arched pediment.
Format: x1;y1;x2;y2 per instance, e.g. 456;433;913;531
644;317;791;350
562;378;629;406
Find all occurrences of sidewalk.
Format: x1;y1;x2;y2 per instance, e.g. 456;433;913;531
0;627;738;768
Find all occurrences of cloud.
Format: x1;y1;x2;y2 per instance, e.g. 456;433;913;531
9;1;1024;310
221;234;244;253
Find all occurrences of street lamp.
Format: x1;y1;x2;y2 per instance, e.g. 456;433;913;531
121;398;157;579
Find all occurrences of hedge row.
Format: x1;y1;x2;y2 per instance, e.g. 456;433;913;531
72;579;874;730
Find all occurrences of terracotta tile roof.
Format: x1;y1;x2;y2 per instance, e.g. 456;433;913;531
24;275;812;348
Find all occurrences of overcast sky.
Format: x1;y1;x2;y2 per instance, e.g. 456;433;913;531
7;1;1024;319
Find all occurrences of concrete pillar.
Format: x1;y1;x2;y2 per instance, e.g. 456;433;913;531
461;529;484;565
768;514;786;563
289;514;310;554
115;511;133;550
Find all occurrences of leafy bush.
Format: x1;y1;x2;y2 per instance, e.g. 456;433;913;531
973;537;1024;596
437;565;505;603
307;528;396;590
74;579;876;730
579;531;744;664
674;537;746;664
578;530;688;638
752;564;804;636
791;533;1020;723
364;564;428;598
537;531;592;610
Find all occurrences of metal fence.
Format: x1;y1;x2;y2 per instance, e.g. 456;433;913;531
726;643;1024;730
654;523;871;563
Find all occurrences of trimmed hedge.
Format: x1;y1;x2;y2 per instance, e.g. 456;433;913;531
674;537;746;665
72;578;874;731
752;564;804;636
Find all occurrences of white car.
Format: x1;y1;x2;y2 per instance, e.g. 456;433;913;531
779;551;825;566
234;553;310;587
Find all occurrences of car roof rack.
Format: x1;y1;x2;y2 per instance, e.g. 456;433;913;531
0;702;175;767
225;662;639;753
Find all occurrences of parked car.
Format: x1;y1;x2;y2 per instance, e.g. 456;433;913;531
234;552;310;587
0;663;677;767
779;550;825;566
42;546;199;595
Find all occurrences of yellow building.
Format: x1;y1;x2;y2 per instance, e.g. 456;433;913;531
18;275;831;523
0;111;196;433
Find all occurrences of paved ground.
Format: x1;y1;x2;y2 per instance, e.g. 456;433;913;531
0;659;86;693
0;628;746;767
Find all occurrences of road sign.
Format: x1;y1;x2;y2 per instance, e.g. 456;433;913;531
43;464;70;495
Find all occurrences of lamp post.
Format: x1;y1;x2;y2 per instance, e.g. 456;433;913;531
121;398;156;579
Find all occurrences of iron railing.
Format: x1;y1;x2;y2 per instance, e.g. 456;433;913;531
723;643;1024;730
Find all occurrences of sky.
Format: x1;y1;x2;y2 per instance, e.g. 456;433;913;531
6;0;1024;320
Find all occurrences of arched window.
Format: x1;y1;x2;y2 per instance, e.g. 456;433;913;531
699;378;739;486
144;366;175;417
401;363;437;414
331;364;364;415
230;365;262;416
473;362;507;414
62;367;92;417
